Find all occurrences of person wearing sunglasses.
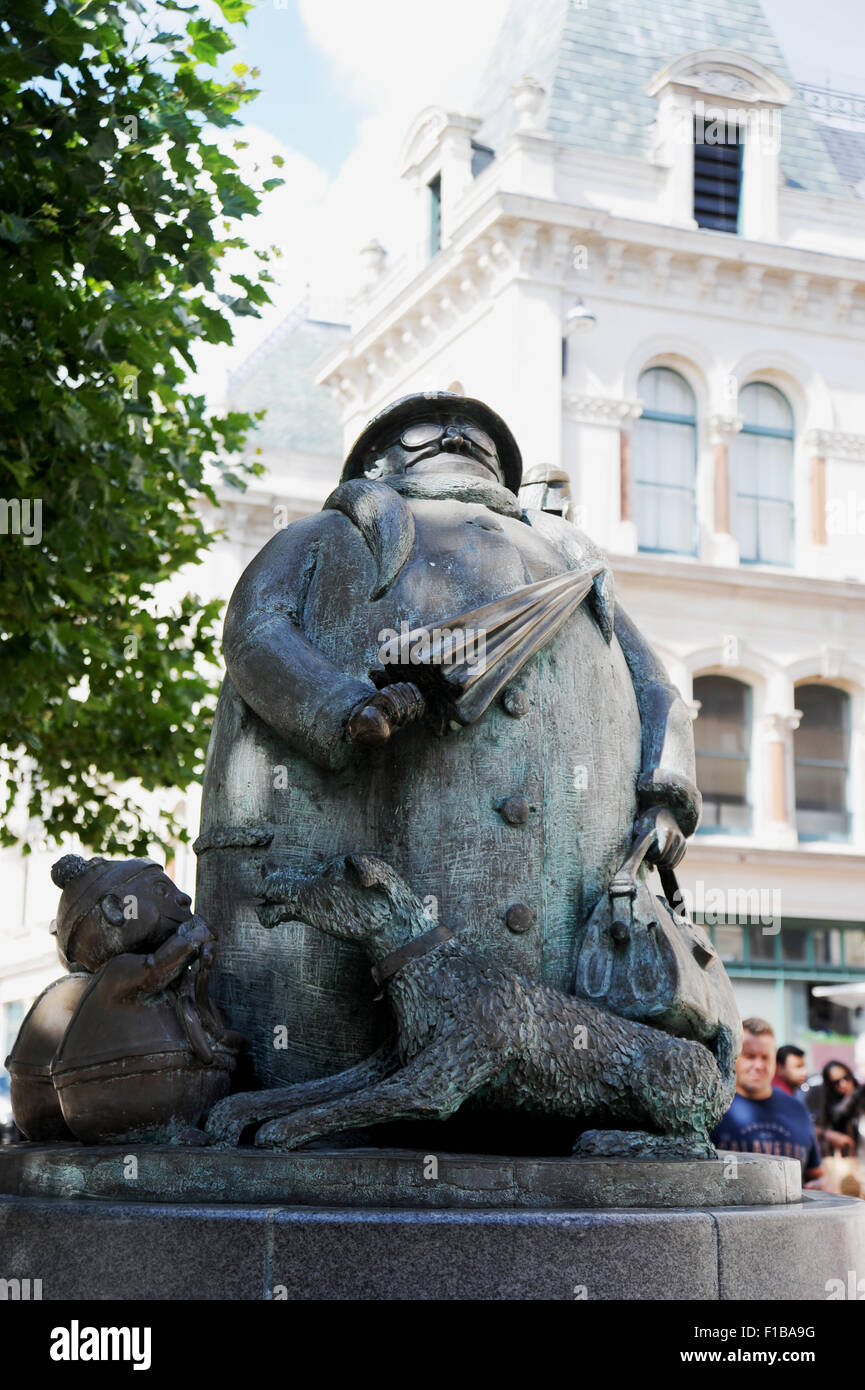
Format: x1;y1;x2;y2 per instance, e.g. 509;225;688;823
805;1060;865;1158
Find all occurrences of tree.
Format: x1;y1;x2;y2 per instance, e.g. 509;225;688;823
0;0;283;854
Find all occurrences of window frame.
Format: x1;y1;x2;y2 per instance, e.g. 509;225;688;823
707;918;865;978
633;367;699;558
733;381;796;569
428;173;442;258
693;674;753;836
794;682;852;844
692;115;744;235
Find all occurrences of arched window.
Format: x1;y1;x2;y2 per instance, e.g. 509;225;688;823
693;675;752;832
732;383;794;566
633;368;697;556
794;684;851;840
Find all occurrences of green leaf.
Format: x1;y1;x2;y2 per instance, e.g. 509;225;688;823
0;212;35;244
0;0;272;856
216;0;254;21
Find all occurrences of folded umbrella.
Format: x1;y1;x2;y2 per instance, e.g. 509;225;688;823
370;565;603;727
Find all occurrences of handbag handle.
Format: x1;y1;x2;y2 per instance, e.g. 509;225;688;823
618;815;688;922
609;828;716;970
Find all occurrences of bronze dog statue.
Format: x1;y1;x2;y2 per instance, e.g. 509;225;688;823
207;854;735;1156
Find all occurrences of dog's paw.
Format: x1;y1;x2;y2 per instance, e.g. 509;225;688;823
254;1115;316;1152
574;1128;716;1160
205;1093;263;1148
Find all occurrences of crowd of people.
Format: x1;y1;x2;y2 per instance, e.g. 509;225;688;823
711;1018;865;1195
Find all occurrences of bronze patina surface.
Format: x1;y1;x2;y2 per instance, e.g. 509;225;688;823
194;392;741;1155
0;1144;800;1209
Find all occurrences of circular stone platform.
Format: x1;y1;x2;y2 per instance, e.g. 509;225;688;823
2;1146;864;1299
0;1143;799;1208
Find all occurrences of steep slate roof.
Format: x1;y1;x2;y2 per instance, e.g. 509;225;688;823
474;0;850;198
817;125;865;197
227;315;348;456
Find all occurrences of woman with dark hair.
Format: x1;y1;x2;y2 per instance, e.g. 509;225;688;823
805;1060;865;1157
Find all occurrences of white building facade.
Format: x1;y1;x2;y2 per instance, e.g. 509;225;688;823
4;0;865;1084
311;0;865;1061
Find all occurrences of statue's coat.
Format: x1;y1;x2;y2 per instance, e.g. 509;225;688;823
196;484;695;1087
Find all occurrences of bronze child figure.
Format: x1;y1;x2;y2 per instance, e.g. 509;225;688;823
42;854;242;1144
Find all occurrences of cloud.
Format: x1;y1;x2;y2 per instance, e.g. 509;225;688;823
191;122;331;401
296;0;509;113
196;0;509;402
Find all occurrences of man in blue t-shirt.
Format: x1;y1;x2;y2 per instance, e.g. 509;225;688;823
712;1017;823;1179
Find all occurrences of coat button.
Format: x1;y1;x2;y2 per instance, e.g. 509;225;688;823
505;903;534;934
499;795;530;826
501;686;530;718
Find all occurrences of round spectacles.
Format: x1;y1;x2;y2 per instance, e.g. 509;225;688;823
399;421;499;460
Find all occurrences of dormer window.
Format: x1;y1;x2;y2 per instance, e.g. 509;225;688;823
647;51;791;241
693;115;743;232
401;108;482;269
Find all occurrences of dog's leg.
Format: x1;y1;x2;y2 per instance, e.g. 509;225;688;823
254;1039;503;1151
205;1041;399;1147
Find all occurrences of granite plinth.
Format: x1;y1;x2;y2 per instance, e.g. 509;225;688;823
1;1190;863;1301
0;1143;800;1208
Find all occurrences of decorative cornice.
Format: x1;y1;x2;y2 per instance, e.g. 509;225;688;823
743;265;765;308
790;272;810;314
316;201;865;405
564;394;644;426
805;429;865;460
696;256;719;298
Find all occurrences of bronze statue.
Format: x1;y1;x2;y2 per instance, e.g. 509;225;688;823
8;855;242;1145
206;854;735;1157
6;973;89;1141
197;391;740;1153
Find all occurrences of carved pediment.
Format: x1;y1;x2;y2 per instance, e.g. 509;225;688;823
401;107;448;174
647;49;793;107
690;69;758;99
400;107;481;178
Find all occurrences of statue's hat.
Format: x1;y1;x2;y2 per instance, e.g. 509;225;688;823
341;392;523;495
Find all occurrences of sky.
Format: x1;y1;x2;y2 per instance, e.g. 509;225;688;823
191;0;865;402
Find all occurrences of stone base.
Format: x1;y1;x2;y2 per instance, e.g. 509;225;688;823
1;1189;863;1300
0;1143;800;1209
2;1144;863;1300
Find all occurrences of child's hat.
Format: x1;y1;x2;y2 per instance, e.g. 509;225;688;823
50;854;159;966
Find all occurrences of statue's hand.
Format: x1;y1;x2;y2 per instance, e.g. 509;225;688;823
346;682;426;747
176;915;216;950
638;806;686;869
347;700;393;746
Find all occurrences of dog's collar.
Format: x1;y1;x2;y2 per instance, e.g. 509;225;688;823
371;923;454;989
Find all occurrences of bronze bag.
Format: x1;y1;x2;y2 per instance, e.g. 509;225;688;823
575;824;741;1046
